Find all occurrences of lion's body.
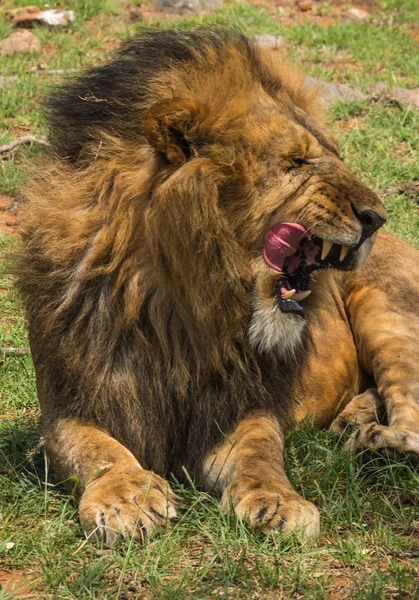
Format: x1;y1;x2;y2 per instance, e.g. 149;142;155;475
15;30;419;542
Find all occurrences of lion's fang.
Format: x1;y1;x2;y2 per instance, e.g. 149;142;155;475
339;245;350;262
321;239;333;261
293;290;312;302
283;289;296;300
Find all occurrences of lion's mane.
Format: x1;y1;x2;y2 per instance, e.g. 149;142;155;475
16;30;316;477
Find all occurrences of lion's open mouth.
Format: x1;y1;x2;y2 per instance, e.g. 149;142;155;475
263;222;355;314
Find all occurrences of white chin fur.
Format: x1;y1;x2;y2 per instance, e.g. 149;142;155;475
249;297;306;358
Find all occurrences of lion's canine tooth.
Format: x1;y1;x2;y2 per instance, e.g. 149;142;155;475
283;289;296;300
293;290;312;302
339;245;350;262
321;239;333;261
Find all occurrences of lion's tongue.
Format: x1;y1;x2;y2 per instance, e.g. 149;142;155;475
263;222;307;272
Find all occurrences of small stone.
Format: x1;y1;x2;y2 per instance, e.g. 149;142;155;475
0;31;41;55
305;76;366;104
253;34;285;50
37;10;74;27
154;0;221;12
297;0;312;12
344;8;370;23
370;83;419;107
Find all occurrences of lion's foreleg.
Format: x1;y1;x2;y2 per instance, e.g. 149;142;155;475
45;418;178;545
337;279;419;463
202;412;319;537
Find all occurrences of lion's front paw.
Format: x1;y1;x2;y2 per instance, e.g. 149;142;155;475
331;389;419;466
222;485;320;538
347;423;419;466
330;388;386;435
79;465;178;546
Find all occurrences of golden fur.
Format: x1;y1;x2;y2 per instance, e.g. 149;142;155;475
15;30;419;543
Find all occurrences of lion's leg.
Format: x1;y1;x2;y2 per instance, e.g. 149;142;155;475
331;388;419;465
45;418;178;546
330;388;385;434
332;233;419;462
203;412;320;537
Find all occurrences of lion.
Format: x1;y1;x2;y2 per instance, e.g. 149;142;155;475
15;29;419;545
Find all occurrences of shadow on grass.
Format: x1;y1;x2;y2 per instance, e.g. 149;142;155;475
0;419;46;495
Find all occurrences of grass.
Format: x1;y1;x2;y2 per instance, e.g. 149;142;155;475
1;0;419;598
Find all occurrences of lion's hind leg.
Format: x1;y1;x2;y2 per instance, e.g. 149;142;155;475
203;412;320;538
47;419;178;546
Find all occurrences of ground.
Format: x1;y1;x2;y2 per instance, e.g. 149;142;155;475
0;0;418;598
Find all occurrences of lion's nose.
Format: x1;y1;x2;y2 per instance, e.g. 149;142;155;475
354;208;387;239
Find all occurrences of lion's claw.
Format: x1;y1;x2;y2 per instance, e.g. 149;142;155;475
222;487;320;538
346;423;419;466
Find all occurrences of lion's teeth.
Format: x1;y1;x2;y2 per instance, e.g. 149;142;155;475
293;290;312;302
283;289;296;300
321;239;333;261
339;245;350;262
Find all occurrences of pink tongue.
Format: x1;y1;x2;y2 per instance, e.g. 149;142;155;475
263;222;308;272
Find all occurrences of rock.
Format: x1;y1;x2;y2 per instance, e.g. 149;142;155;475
370;83;419;107
253;34;285;51
37;9;74;26
0;30;41;55
388;87;419;107
0;76;20;87
297;0;312;12
344;8;370;23
154;0;220;12
6;6;74;28
305;76;366;104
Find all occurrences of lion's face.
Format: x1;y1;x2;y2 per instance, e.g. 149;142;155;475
214;91;386;318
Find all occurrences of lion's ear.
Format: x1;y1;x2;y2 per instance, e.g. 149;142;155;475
144;98;206;165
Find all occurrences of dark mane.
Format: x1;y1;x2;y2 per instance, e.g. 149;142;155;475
15;28;314;479
46;29;258;161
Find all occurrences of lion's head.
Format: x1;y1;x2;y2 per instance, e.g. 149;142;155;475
22;29;386;381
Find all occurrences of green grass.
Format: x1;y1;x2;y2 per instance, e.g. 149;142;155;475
1;0;419;598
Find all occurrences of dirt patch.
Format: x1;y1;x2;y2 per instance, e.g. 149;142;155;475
252;0;379;28
407;25;419;42
0;570;39;599
336;116;364;131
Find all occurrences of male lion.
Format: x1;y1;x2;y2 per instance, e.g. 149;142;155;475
16;29;419;544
